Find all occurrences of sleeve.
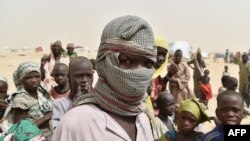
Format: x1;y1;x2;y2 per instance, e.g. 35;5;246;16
51;100;64;130
11;94;30;110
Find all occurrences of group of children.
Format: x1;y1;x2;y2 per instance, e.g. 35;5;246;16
0;55;96;141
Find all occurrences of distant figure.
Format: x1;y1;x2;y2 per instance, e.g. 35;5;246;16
203;90;244;141
237;53;250;94
242;74;250;108
66;43;78;60
50;63;70;99
187;48;206;98
156;91;176;131
169;49;193;104
224;49;230;63
222;65;230;76
198;69;212;108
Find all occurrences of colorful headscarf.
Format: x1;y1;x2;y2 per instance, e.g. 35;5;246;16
152;36;168;79
13;61;40;89
178;99;209;123
73;15;157;116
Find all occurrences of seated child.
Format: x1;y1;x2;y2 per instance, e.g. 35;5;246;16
156;91;176;131
203;90;244;141
159;99;209;141
198;69;212;108
50;63;70;99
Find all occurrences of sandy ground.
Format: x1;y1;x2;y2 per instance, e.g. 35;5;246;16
0;50;249;133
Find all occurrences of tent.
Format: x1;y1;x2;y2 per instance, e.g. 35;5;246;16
35;46;44;53
168;41;192;60
74;46;90;57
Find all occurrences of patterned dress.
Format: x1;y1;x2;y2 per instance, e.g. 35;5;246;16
2;86;53;140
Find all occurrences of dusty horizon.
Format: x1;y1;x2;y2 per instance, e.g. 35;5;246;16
1;0;250;53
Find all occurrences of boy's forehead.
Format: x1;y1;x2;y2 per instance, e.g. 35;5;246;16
219;94;243;105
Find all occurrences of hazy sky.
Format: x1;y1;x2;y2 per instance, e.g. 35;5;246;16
1;0;250;52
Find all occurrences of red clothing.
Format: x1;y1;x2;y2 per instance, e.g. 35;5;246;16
200;83;212;100
51;88;70;99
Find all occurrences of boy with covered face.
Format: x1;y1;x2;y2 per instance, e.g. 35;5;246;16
52;15;158;141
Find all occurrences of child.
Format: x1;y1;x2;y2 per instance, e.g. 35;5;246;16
203;90;244;141
222;65;230;76
159;99;209;141
50;63;70;99
156;91;176;131
198;69;212;108
51;57;94;130
218;75;230;94
226;76;238;91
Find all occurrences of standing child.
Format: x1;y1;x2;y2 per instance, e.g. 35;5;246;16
203;90;244;141
159;99;209;141
156;91;176;131
199;69;212;108
50;63;70;99
222;65;230;76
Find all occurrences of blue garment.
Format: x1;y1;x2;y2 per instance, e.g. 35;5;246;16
203;125;223;141
163;130;204;141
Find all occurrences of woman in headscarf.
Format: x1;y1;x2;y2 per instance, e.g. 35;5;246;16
41;40;70;91
1;61;53;140
158;99;209;141
148;36;178;112
187;48;206;98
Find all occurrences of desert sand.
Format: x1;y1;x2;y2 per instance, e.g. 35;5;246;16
0;50;249;134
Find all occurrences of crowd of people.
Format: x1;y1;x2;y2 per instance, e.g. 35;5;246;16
0;15;249;141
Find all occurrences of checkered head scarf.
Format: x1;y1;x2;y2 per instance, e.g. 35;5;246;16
73;15;157;116
13;61;40;89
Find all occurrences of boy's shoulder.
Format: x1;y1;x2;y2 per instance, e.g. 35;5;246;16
203;125;223;141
